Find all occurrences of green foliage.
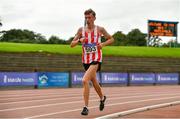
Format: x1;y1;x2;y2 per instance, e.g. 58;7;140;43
126;29;147;46
112;31;126;46
0;28;152;46
111;29;147;46
48;35;66;44
0;29;47;44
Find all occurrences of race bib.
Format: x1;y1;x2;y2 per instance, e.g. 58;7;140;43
83;43;98;54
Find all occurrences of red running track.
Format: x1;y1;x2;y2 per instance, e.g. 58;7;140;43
0;85;180;118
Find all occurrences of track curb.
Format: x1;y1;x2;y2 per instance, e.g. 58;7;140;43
95;101;180;119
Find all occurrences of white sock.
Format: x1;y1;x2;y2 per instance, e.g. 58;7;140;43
101;96;104;101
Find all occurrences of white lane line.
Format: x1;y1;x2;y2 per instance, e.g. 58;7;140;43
0;95;83;105
0;93;179;112
0;89;83;96
0;92;64;97
0;86;178;96
24;96;180;119
0;93;84;100
95;101;180;119
1;89;179;99
0;92;179;105
0;90;87;98
1;91;180;105
1;93;180;112
0;92;143;105
0;93;72;98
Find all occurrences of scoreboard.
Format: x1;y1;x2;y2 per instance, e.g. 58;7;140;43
148;20;178;37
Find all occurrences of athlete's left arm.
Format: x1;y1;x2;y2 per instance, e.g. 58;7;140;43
98;27;114;49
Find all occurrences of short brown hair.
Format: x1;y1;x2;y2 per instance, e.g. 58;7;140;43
84;9;96;17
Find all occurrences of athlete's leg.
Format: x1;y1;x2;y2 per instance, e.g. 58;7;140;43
82;70;91;107
91;68;104;100
90;64;106;111
82;64;101;106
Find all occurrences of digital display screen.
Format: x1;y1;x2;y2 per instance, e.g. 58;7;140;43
148;20;178;37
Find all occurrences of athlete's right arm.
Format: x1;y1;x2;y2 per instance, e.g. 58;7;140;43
70;28;82;48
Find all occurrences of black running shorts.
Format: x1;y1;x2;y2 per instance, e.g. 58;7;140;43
83;61;101;72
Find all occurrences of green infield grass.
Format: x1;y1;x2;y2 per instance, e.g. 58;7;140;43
0;42;180;58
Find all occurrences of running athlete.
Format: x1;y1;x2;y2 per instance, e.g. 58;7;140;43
70;9;114;115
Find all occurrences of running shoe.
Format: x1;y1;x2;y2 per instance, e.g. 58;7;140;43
99;96;106;111
81;107;89;115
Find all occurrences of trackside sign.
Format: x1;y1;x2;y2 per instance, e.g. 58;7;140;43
130;73;155;84
156;73;179;84
0;72;37;86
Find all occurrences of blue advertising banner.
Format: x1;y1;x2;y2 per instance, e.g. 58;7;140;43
38;72;69;87
130;73;155;84
101;73;128;84
0;72;37;86
71;72;100;85
156;73;179;84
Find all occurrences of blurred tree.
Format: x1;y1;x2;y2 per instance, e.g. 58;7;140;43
0;29;47;43
34;33;47;44
48;35;66;44
126;29;147;46
112;31;127;46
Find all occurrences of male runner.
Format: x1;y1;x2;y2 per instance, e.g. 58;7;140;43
70;9;114;115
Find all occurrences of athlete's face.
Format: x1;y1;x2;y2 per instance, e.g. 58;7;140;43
85;13;95;26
